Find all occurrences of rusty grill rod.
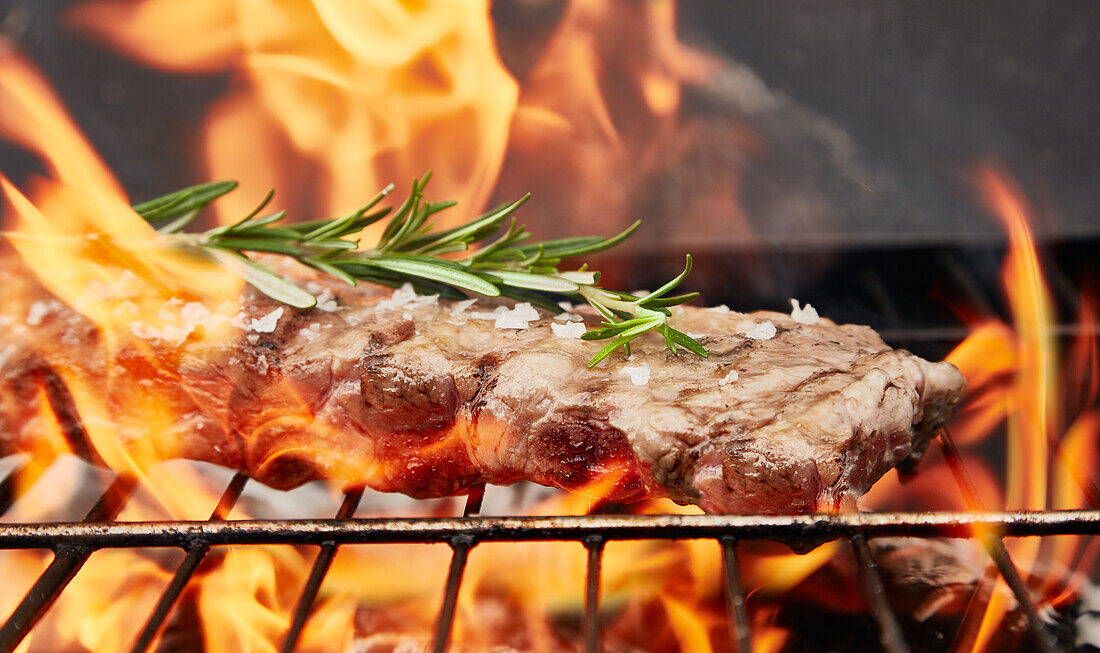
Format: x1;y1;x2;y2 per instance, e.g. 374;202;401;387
0;459;29;518
981;531;1058;653
130;472;249;653
583;536;605;653
430;487;485;653
279;487;365;653
0;509;1097;550
939;429;1059;653
0;473;137;653
850;534;910;653
0;455;55;519
719;536;752;653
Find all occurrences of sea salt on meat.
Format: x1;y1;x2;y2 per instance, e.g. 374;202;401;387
159;323;192;346
375;283;418;311
25;301;54;326
742;320;777;341
448;298;478;324
181;302;212;325
719;369;740;385
790;299;820;325
621;363;651;386
315;289;339;312
129;322;159;341
494;303;540;329
249;307;284;333
375;283;438;312
551;321;586;339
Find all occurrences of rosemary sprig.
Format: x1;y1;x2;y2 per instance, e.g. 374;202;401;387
134;175;707;367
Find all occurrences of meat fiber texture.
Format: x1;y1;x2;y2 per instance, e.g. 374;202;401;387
0;260;966;515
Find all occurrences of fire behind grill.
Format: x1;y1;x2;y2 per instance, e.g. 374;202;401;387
0;428;1098;653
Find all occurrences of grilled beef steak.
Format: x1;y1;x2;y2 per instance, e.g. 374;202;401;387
0;258;966;514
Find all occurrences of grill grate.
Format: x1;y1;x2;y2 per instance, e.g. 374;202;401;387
0;434;1098;653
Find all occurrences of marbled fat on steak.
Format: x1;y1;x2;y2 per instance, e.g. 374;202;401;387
0;258;966;514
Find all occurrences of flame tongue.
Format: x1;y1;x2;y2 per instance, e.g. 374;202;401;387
0;53;242;330
70;0;519;227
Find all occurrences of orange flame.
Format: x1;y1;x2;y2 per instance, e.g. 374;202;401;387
933;166;1100;650
68;0;519;227
977;168;1054;517
495;0;726;243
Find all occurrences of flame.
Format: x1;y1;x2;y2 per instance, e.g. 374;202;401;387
927;166;1100;650
495;0;728;243
3;0;1096;647
0;50;297;653
69;0;518;227
978;168;1054;518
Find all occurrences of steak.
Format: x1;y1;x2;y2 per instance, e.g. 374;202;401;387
0;256;966;515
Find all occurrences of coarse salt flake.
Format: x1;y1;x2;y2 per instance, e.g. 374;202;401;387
160;323;192;346
719;369;740;386
450;298;478;320
494;302;540;330
250;307;284;333
129;322;159;341
25;301;52;326
181;302;211;325
621;363;651;386
789;298;820;325
375;283;417;311
742;320;776;341
706;304;731;314
376;282;438;312
315;289;339;312
551;321;586;339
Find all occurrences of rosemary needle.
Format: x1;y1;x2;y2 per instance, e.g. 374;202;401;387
134;174;707;368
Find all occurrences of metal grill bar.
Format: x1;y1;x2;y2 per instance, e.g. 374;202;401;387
719;536;751;653
981;533;1058;653
850;534;909;653
279;487;364;653
130;472;249;653
0;459;29;517
432;536;472;653
0;456;55;519
938;430;1002;651
583;536;605;653
938;429;1059;652
463;485;486;518
0;473;136;653
0;510;1095;549
431;488;484;652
